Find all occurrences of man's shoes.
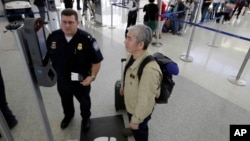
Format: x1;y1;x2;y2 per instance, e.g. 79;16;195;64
77;7;82;10
122;127;133;137
7;118;18;129
81;119;91;132
60;116;73;129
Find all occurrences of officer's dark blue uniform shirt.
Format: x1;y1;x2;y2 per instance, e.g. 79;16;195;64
46;29;103;82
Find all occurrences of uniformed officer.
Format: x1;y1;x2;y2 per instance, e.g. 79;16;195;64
46;8;103;131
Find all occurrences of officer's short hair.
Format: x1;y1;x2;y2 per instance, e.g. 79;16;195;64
61;8;78;21
149;0;155;3
127;24;152;50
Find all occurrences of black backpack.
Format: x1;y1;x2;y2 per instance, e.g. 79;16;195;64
138;52;179;104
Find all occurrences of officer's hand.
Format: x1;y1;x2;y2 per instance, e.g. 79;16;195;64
80;76;93;86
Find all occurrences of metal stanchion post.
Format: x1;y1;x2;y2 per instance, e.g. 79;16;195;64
109;3;116;29
152;0;162;47
207;15;224;47
0;111;14;141
181;9;190;36
227;47;250;86
180;0;203;62
136;1;140;22
56;8;61;25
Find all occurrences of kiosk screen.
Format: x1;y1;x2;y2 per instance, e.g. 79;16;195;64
36;27;47;60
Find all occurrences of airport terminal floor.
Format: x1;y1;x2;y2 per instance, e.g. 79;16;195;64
1;0;250;141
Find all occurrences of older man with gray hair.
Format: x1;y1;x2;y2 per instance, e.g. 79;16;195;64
120;24;162;141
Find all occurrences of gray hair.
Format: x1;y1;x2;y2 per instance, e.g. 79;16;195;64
127;24;152;50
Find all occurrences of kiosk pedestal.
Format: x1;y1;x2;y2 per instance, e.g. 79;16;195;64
3;18;57;141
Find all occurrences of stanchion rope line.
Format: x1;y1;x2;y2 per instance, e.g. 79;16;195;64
112;2;143;10
162;12;250;42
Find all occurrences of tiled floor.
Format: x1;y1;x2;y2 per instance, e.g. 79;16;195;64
0;0;250;141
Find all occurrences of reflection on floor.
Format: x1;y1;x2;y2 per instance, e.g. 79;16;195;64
0;0;250;141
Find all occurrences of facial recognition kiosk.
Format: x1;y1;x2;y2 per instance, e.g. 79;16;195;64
21;18;57;87
2;18;56;141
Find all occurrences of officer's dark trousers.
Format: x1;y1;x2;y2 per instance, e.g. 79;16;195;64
0;68;16;125
64;0;73;8
76;0;81;9
128;113;152;141
57;80;91;122
125;11;137;37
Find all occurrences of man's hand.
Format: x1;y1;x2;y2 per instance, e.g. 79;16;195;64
120;87;124;96
80;76;94;86
129;121;139;130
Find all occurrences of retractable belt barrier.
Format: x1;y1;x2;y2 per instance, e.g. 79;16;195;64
163;10;250;86
164;12;250;42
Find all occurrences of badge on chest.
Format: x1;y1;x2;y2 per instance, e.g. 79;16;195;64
77;43;83;51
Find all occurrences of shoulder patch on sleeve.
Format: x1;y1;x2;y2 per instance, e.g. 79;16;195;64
93;41;100;51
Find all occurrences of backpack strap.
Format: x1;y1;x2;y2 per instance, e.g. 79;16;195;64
124;56;135;84
137;55;155;81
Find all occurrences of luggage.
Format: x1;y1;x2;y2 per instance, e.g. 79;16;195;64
114;58;126;111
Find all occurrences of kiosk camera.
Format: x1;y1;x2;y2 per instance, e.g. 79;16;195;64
20;18;56;87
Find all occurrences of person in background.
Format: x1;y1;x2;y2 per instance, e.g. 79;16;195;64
82;0;95;17
121;24;162;141
64;0;73;8
184;0;195;23
232;0;248;19
0;67;18;138
171;0;185;35
215;1;234;23
46;9;103;131
200;0;213;22
242;0;250;16
143;0;159;36
34;0;47;24
211;0;222;19
156;0;166;39
220;0;226;12
76;0;81;10
168;0;176;9
125;0;139;37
